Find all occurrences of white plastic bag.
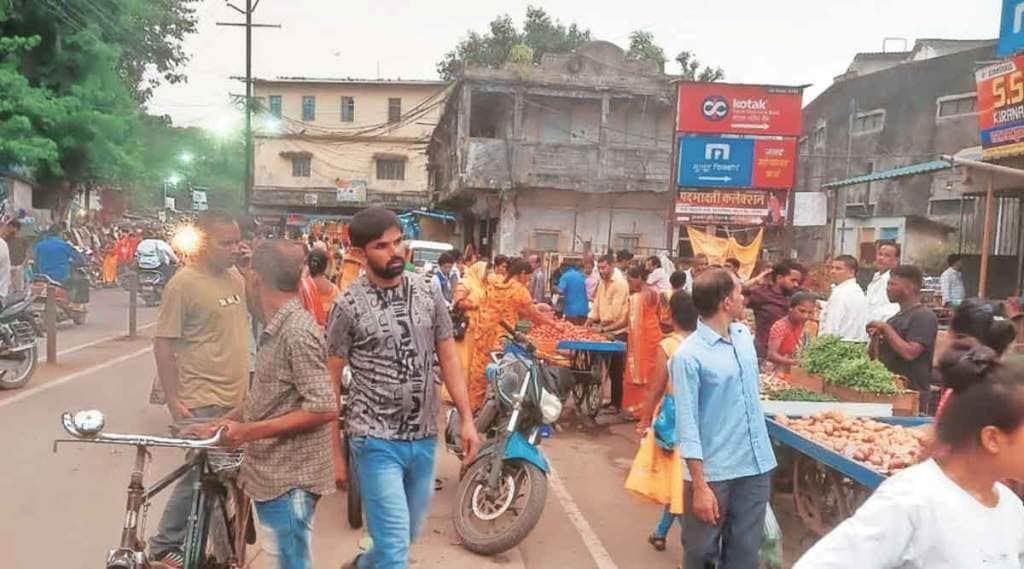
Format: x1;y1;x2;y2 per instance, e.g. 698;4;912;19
759;503;784;569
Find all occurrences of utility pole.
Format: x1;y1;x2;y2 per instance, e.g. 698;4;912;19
217;1;280;214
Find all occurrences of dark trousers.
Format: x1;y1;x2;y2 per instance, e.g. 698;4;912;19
609;333;627;408
682;472;771;569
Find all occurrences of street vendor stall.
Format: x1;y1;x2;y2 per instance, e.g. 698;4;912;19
524;320;626;418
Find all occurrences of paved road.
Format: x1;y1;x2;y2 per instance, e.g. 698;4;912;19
0;292;813;568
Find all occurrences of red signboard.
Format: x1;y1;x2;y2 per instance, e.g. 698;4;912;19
976;54;1024;158
752;138;797;188
676;189;789;226
677;83;804;136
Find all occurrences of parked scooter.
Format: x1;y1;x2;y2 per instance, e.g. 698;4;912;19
30;268;89;326
0;290;40;389
445;321;573;555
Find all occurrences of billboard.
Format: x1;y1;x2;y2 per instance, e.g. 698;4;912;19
676;189;789;226
677;135;796;189
677;83;803;136
977;54;1024;158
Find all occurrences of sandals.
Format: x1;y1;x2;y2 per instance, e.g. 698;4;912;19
648;534;667;551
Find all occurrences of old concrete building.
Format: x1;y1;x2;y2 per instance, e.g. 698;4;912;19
428;41;675;257
793;39;998;265
251;77;447;226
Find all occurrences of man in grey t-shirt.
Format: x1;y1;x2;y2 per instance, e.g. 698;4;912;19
327;207;479;569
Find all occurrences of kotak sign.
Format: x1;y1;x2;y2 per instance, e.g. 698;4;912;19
677;135;796;189
677;83;803;136
977;53;1024;156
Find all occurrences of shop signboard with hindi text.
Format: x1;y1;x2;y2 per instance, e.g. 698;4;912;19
676;189;789;226
677;135;796;189
677;83;803;137
977;53;1024;159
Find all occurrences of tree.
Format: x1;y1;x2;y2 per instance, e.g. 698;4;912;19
676;50;725;82
0;0;202;211
625;30;667;72
437;6;591;80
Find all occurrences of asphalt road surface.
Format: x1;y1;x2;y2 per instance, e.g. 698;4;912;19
0;288;814;568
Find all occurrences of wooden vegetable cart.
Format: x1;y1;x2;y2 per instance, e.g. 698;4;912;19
766;415;932;536
555;340;626;418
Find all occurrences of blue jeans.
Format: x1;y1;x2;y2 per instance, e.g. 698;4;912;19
253;489;319;569
149;405;231;558
682;472;771;569
349;436;436;569
654;505;681;538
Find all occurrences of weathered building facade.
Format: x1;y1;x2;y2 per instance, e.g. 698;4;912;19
793;39;997;265
251;77;446;225
429;41;675;256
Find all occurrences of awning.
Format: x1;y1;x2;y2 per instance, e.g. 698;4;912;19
398;209;457;223
821;160;952;189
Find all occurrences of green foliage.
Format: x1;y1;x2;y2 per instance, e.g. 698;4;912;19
625;30;666;72
798;335;900;395
768;388;838;402
675;50;725;82
0;0;201;205
437;6;591;80
508;44;534;65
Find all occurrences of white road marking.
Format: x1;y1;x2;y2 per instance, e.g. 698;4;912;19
0;345;152;410
54;322;157;357
547;465;620;569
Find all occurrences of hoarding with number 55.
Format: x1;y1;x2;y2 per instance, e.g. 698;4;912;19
977;53;1024;156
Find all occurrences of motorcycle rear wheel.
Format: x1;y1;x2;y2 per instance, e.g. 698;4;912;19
0;344;37;390
454;458;547;556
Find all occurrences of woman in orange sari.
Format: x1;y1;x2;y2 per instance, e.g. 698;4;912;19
307;248;340;318
622;266;664;419
452;261;488;377
468;258;554;410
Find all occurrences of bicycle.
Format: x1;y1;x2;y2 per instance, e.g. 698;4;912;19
54;410;254;569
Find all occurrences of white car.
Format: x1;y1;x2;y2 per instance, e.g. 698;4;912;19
408;240;454;272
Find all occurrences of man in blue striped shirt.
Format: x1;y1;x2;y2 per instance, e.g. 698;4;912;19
672;268;776;569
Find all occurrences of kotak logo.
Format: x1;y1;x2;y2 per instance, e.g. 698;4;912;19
733;98;768;110
701;96;729;121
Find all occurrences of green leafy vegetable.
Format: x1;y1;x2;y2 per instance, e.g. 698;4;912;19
798;335;900;394
768;388;839;402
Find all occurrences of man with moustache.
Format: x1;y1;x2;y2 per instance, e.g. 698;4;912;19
327;207;480;569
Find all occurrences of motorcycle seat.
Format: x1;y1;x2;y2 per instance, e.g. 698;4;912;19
33;275;62;287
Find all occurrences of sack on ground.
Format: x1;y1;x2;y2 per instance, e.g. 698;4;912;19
624;430;684;514
759;503;784;569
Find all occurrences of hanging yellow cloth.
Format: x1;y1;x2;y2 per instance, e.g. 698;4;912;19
685;226;764;280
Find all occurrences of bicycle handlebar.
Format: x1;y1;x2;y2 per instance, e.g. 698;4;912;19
57;411;225;450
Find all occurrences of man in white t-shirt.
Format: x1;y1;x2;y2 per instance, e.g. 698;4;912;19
865;241;900;322
644;255;672;293
135;230;179;281
820;254;868;341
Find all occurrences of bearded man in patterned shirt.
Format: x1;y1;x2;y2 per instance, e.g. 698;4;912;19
327;207;480;569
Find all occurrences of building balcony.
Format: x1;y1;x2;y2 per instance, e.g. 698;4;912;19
456;138;672;196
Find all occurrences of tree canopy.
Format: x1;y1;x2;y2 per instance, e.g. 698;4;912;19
438;10;723;83
0;0;205;211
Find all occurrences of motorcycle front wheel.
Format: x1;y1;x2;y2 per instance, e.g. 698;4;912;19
0;344;37;390
454;458;547;555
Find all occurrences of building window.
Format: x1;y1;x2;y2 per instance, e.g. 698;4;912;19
340;96;355;122
845;203;873;217
929;197;974;216
533;230;560;252
388;98;402;123
616;234;640;252
798;136;809;157
813;124;826;148
376;158;405;180
302;96;316;121
937;93;977;118
268;95;282;118
852;110;885;135
291;156;311;177
879;227;900;241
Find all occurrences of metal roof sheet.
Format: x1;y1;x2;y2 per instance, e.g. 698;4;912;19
821;160;951;189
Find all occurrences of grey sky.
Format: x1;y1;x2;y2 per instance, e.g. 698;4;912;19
148;0;1000;129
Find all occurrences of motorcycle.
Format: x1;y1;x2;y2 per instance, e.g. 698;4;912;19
135;266;172;307
445;321;573;555
0;290;40;390
31;268;89;326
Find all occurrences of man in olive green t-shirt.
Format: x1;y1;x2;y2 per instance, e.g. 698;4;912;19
149;210;249;566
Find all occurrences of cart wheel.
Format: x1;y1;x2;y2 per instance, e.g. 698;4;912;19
792;455;849;536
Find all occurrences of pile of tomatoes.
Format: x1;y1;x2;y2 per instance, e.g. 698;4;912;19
528;319;609;344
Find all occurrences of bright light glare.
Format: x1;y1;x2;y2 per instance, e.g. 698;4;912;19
208;115;240;139
165;174;181;185
261;115;283;134
171;223;201;256
179;151;193;164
